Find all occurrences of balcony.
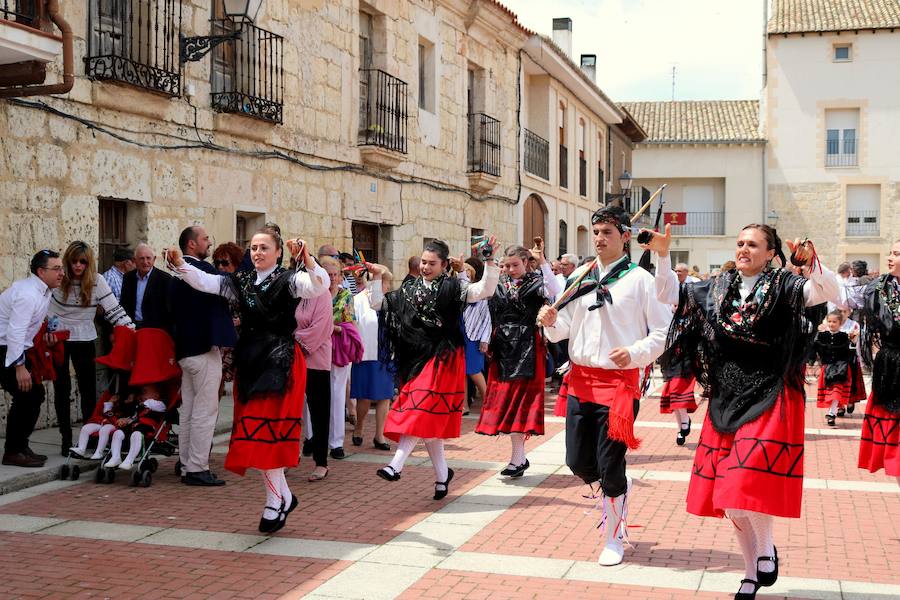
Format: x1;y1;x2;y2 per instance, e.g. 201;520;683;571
84;0;181;97
825;137;857;167
466;112;500;193
0;1;63;67
668;212;726;236
559;144;568;189
523;128;549;180
578;156;586;196
210;20;283;124
358;68;408;169
846;210;879;237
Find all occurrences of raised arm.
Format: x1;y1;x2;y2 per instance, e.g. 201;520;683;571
95;275;135;329
654;254;680;305
802;264;841;307
289;262;328;299
463;264;500;302
168;256;237;303
540;262;562;299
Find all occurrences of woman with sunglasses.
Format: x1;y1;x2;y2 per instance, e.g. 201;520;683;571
212;243;244;389
641;224;840;600
49;241;134;456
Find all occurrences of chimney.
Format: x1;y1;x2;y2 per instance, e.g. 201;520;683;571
552;18;572;58
580;54;597;82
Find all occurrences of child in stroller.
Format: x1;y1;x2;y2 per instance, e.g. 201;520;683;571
69;390;122;460
103;383;167;470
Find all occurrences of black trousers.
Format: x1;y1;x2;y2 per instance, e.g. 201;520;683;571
53;340;97;444
1;347;45;454
305;368;331;468
565;395;639;497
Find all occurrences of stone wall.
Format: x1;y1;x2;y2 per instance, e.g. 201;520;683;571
0;0;528;430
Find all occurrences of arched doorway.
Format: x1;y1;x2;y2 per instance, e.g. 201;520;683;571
523;193;547;245
576;225;589;259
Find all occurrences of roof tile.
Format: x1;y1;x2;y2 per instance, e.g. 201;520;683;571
620;100;763;144
768;0;900;34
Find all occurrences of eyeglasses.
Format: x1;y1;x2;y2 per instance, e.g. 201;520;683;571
214;259;231;267
41;266;63;272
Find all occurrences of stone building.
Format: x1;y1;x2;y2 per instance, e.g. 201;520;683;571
765;0;900;269
624;100;766;273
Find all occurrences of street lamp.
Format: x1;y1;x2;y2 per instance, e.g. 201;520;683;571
604;169;634;205
766;209;779;228
180;0;264;63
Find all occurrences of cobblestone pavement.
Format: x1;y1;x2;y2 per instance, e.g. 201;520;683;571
1;381;898;600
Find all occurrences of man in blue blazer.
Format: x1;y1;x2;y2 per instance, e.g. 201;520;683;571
171;226;237;486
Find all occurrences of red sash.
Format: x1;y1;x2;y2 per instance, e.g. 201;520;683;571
569;364;642;449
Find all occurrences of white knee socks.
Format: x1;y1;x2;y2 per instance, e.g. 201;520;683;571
118;432;144;470
104;430;126;468
423;438;448;483
728;508;775;594
745;510;775;573
727;511;758;581
828;399;839;416
72;424;101;455
90;424;116;459
388;435;418;473
262;468;288;520
509;433;526;467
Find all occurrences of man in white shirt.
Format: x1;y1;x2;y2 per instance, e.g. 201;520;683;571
538;206;672;567
1;250;64;468
674;262;701;285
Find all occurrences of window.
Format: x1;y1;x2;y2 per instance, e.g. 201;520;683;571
846;184;880;237
670;251;690;267
558;103;568;189
833;44;851;61
825;108;859;167
85;0;181;96
210;1;284;123
236;210;266;250
98;198;147;271
577;118;587;196
417;38;435;112
558;220;568;256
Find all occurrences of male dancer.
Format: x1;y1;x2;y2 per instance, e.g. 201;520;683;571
538;206;671;566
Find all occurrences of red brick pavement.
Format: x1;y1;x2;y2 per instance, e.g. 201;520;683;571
460;475;900;584
396;569;797;600
0;458;492;545
0;531;343;600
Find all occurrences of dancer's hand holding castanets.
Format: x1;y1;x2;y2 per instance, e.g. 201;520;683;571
637;223;672;257
786;237;815;267
449;254;465;274
537;305;557;328
166;247;183;267
285;238;314;268
531;237;546;266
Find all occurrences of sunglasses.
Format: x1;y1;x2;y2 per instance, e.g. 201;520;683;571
214;259;231;267
72;258;89;266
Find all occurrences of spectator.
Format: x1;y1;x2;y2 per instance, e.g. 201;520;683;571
462;258;490;414
101;247;135;301
674;262;701;284
49;241;134;455
555;253;578;293
721;260;737;273
550;260;561;276
296;283;334;481
338;252;359;295
170;226;237;486
1;250;65;468
121;243;173;331
350;264;395;450
402;256;420;288
322;256;358;459
212;242;244;388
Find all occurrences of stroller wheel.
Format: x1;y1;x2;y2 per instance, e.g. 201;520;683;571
94;467;105;483
146;458;158;473
106;468;116;484
174;459;182;477
141;471;152;488
58;464;70;480
130;470;141;487
70;465;81;481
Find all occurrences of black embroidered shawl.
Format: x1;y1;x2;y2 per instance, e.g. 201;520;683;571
488;271;546;381
859;275;900;412
378;275;465;384
666;268;811;433
225;267;301;403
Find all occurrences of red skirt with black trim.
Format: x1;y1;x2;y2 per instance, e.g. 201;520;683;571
660;375;698;414
849;360;867;403
858;393;900;476
816;367;853;409
476;335;545;436
384;348;466;442
687;385;805;519
225;345;306;476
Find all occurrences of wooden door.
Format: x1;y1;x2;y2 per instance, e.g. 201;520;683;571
523;194;546;246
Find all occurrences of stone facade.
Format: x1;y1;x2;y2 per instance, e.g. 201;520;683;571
0;0;529;428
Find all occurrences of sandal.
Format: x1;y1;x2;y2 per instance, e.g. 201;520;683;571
308;468;329;482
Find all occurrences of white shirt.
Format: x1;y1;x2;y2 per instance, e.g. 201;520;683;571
554;273;568;301
543;256;672;370
353;289;380;361
49;275;134;342
368;265;501;310
174;261;329;302
0;275;53;367
655;255;842;308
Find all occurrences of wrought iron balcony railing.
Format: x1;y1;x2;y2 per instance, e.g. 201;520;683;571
523;128;549;180
467;112;500;177
668;211;726;236
846;210;879;237
559;144;568;189
210;19;283;124
825;137;857;167
1;0;41;28
85;0;181;96
358;68;408;154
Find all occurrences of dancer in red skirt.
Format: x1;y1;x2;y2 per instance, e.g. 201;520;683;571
475;242;560;477
538;205;673;568
167;229;328;533
367;239;499;500
814;310;856;426
644;223;840;600
837;308;866;416
659;346;698;446
845;240;900;484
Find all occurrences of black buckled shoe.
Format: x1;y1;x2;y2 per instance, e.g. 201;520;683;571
756;546;778;587
846;402;855;414
837;407;846;417
258;500;285;534
826;413;836;427
500;459;530;478
373;439;391;451
377;466;401;481
735;578;760;600
433;468;455;500
351;436;363;447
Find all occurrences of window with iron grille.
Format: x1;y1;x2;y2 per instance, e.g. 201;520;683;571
1;0;41;28
98;198;146;271
210;5;283;124
85;0;182;96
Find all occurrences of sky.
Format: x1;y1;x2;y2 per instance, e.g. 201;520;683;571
503;0;767;102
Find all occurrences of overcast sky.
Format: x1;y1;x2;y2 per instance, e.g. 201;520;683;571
504;0;766;102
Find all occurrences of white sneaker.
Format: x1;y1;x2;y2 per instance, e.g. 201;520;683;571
103;456;121;469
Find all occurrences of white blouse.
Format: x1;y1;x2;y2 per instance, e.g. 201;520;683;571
49;275;134;342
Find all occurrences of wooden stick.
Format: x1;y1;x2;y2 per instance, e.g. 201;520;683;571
630;183;667;224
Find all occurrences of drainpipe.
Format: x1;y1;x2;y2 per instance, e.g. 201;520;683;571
0;0;75;98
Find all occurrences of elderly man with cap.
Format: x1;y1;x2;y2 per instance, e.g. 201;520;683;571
102;247;135;302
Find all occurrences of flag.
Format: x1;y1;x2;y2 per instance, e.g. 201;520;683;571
663;212;687;226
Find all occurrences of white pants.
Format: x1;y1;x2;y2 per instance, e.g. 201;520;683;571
329;364;351;450
178;347;222;474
